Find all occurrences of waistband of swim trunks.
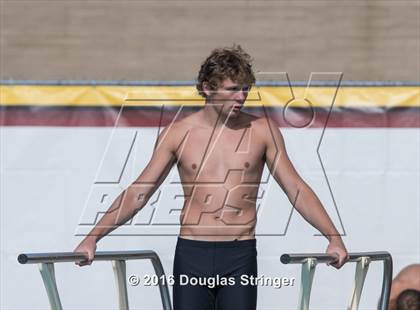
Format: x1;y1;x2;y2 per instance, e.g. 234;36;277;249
177;237;256;248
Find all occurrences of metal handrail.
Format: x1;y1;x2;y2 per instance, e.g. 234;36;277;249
18;250;173;310
280;251;393;310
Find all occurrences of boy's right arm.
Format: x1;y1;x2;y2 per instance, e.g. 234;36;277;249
73;126;178;265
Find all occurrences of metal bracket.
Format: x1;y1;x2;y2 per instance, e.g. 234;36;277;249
348;256;371;310
298;258;317;310
112;260;130;310
38;263;63;310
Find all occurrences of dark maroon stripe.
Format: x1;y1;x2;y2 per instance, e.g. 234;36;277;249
0;106;419;128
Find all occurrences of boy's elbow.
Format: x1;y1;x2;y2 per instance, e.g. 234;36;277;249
285;181;306;203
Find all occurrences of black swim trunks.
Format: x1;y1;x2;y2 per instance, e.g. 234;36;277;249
173;237;258;310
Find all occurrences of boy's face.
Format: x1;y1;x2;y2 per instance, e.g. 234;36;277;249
203;78;250;119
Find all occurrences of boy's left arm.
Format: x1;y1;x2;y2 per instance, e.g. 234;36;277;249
259;117;348;268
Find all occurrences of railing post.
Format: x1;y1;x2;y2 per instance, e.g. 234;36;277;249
378;256;393;310
150;256;173;310
298;258;317;310
348;256;370;310
112;260;130;310
38;263;63;310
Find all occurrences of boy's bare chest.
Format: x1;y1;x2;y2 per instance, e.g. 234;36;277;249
175;126;265;177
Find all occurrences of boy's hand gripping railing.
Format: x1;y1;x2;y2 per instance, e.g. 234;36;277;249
17;250;173;310
280;251;392;310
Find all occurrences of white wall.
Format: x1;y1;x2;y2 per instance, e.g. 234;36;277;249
1;126;419;310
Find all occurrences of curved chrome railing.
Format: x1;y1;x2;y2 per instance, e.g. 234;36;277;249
280;251;392;310
18;250;172;310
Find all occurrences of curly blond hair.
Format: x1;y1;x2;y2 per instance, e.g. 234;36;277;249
196;44;256;98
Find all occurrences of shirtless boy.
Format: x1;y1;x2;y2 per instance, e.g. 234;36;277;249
74;45;348;310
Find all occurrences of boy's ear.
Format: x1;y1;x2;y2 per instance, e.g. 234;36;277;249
202;82;212;97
